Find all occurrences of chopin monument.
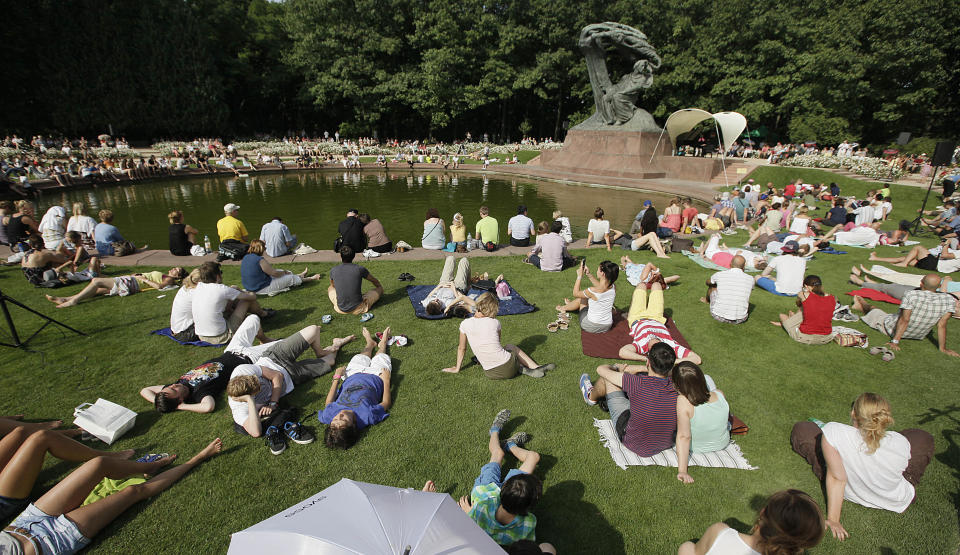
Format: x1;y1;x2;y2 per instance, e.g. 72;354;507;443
539;22;725;183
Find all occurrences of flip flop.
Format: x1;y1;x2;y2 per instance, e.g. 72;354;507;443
321;314;332;324
136;453;169;463
557;320;569;331
869;346;885;356
547;321;559;332
881;349;895;362
360;312;374;322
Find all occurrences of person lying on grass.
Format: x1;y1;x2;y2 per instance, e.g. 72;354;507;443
868;240;960;274
0;416;136;524
556;260;619;334
443;293;555;379
579;342;679;457
678;489;824;554
850;273;959;357
421;255;500;317
225;320;355;439
791;393;933;541
141;315;272;414
673;362;729;484
44;266;185;308
320;326;393;450
0;438;221;555
618;280;702;363
458;409;542;546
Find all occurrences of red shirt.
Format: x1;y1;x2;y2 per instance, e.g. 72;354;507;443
681;207;699;225
621;373;678;457
799;293;835;335
784;184;797;197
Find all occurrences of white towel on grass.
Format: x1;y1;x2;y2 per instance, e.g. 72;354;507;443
594;419;757;471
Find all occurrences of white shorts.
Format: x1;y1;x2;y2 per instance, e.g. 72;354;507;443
345;353;392;377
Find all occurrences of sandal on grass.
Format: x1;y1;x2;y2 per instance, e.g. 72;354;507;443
557;320;569;331
547;321;559;333
360;312;374;322
136;453;169;463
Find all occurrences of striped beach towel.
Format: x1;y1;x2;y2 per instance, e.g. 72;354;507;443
594;419;757;471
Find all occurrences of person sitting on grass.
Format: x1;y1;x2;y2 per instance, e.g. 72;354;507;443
328;245;384;315
618;280;702;363
55;230;101;281
556;260;618;334
791;393;933;541
578;342;679;457
320;326;394;450
241;239;320;295
851;274;958;357
444;293;555;378
678;489;824;554
458;409;541;546
0;438;221;555
20;235;69;286
0;416;136;524
755;240;806;297
674;362;729;484
225;320;355;444
702;253;754;325
44;266;184;308
525;221;576;271
770;274;836;345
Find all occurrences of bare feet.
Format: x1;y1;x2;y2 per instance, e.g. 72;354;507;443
299;267;310;278
868;252;879;261
190;438;223;463
361;326;374;344
851;295;868;314
494;274;504;283
422;480;436;492
45;294;64;304
657;254;671;259
330;335;356;350
769;321;783;327
849;274;863;286
850;265;861;276
55;299;77;308
699;297;708;304
306;274;322;281
58;428;83;437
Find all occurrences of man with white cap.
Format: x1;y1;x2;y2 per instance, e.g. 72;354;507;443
217;203;248;244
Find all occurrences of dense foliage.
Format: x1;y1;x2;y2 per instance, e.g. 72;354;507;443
2;0;957;145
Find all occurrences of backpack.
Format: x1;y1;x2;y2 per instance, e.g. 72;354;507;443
217;239;248;262
111;240;136;256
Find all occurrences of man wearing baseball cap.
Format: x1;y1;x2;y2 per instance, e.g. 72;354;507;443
218;203;249;244
755;240;807;296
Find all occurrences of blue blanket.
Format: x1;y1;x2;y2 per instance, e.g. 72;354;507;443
151;328;225;347
406;283;536;319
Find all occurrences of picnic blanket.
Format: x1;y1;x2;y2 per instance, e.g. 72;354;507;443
405;282;535;320
594;419;757;471
581;310;690;359
151;328;225;347
681;250;761;272
846;288;901;305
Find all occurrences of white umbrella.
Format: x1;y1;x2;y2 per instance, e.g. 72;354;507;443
227;478;504;555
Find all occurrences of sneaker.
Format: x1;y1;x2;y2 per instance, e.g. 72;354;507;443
535;363;555;373
520;367;545;378
491;409;511;431
264;425;286;455
579;373;597;406
284;421;315;445
503;431;530;449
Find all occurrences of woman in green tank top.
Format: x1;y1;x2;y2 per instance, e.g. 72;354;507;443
674;361;730;484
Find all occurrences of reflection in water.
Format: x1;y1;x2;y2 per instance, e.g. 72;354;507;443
34;171;701;249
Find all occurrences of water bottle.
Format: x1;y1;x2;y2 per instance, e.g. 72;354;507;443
807;417;825;428
466;233;473;251
203;235;211;252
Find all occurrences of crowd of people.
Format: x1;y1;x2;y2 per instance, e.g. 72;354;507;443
1;169;958;553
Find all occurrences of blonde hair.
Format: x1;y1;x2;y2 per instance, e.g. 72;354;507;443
476;292;499;317
552;209;563;220
98;209;114;223
168;210;183;224
226;374;261;398
182;268;202;289
71;202;86;216
248;239;266;255
852;392;893;453
15;200;32;212
451;212;465;231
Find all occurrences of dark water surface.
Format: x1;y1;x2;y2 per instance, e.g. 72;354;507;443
37;171;697;249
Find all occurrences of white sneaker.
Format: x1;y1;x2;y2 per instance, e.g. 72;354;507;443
293;243;317;255
362;249;381;258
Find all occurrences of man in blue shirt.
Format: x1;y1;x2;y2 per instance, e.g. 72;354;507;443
320;326;394;449
259;217;297;257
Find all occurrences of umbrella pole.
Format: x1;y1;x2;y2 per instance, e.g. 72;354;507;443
650;126;668;164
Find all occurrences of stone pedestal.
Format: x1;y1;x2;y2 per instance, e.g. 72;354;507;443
539;129;723;183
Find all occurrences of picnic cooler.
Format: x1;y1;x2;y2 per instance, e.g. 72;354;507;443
73;398;137;444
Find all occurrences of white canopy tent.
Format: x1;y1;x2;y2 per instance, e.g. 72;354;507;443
227;478;504;555
651;109;748;187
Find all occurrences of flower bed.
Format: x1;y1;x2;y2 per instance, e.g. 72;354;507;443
780;154;904;180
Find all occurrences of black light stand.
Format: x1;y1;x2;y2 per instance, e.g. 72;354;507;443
911;164;941;236
0;288;85;349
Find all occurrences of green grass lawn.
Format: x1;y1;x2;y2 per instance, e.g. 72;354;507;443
0;171;957;553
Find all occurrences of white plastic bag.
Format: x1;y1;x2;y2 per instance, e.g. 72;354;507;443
73;398;137;445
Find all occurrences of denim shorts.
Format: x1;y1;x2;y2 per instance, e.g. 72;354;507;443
10;503;91;555
474;462;527;490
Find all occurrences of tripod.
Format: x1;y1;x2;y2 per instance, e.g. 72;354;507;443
0;288;85;349
910;164;942;236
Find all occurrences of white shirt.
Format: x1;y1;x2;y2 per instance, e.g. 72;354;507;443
587;219;610;241
66;215;97;239
227;364;293;425
421;287;457;309
768;254;806;295
709;268;754;321
192;282;241;336
854;205;876;225
586;287;616;325
507;214;534;240
822;422;914;512
789;216;809;234
170;287;194;333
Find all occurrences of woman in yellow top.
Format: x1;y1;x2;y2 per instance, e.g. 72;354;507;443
450;212;467;250
45;267;185;308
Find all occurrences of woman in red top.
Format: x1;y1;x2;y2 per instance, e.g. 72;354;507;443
771;275;836;344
